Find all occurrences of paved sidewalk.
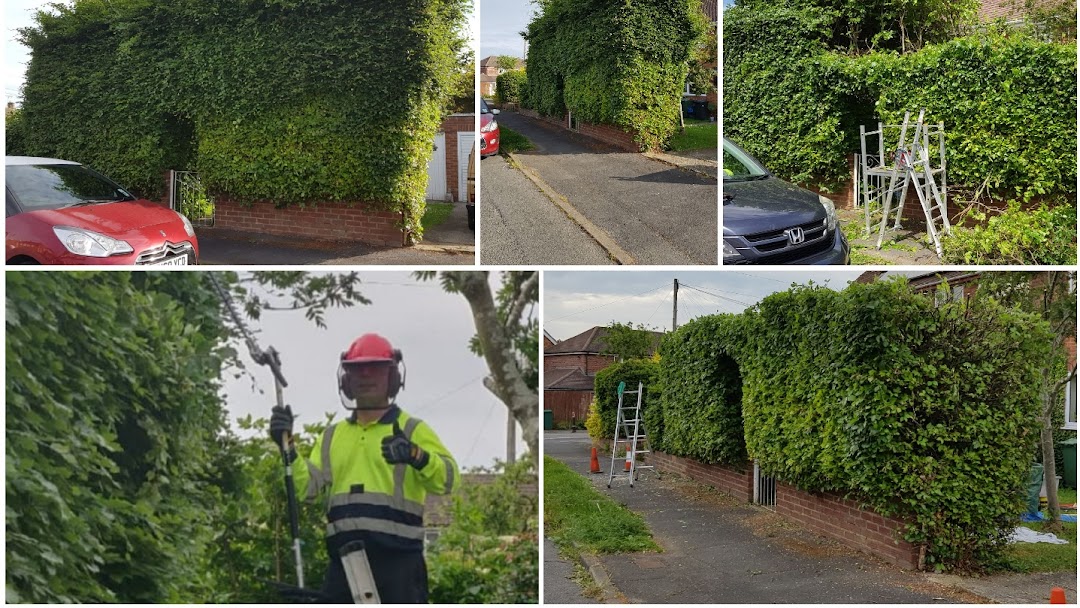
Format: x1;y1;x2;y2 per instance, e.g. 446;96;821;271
544;537;601;604
545;431;1073;604
498;111;717;265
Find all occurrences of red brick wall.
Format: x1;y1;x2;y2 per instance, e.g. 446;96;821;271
545;391;593;425
518;108;643;152
650;451;921;569
212;197;403;246
650;451;754;503
774;484;919;569
441;114;474;202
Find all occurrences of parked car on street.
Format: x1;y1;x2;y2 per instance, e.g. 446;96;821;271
480;98;500;158
6;156;199;265
722;138;849;264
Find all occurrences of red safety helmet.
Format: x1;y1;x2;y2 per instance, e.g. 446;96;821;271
338;334;405;408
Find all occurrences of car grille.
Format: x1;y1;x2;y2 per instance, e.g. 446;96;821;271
135;241;195;265
728;219;835;264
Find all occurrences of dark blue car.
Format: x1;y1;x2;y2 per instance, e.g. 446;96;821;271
722;137;849;265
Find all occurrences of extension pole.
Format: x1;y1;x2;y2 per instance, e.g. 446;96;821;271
209;274;304;588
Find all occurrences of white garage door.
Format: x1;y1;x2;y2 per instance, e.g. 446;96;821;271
457;132;476;202
426;132;447;201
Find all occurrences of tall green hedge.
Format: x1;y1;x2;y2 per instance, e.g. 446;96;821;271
495;70;527;104
523;0;706;151
724;6;1077;200
654;280;1051;571
16;0;468;236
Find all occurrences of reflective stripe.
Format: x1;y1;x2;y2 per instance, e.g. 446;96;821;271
304;459;323;500
320;424;336;490
393;415;424;504
441;454;455;494
329;492;425;517
327;517;425;541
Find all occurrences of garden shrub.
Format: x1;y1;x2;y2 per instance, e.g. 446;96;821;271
495;70;527;105
523;0;706;151
593;360;661;441
16;0;469;237
940;201;1077;265
724;8;1077;200
657;315;747;463
732;280;1050;571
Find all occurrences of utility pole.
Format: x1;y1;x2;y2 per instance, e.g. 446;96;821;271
673;278;679;332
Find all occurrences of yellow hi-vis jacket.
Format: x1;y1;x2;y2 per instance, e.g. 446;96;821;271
292;406;458;552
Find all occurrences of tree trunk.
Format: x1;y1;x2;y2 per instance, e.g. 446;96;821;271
455;272;539;461
1040;374;1063;532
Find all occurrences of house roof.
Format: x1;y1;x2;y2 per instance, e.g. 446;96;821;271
480;73;497;83
701;0;718;23
545;367;596;391
978;0;1023;22
425;473;538;526
855;271;981;291
546;326;664;356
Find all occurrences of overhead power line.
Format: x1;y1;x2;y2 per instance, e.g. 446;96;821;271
679;283;757;308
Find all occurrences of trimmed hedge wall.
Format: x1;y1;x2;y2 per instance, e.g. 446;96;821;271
523;0;706;151
16;0;468;237
724;6;1077;200
654;279;1051;571
495;70;527;105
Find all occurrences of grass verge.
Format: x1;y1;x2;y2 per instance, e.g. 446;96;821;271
499;126;533;155
543;456;659;554
420;202;453;231
668;122;717;152
1003;488;1077;573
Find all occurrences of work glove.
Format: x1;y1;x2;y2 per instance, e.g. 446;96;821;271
269;404;294;447
381;422;430;469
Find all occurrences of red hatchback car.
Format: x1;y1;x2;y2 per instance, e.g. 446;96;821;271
6;157;199;265
480;99;500;158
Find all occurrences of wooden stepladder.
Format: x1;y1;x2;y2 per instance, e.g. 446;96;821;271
607;381;653;488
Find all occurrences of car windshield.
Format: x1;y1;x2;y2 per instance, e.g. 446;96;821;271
7;163;135;211
722;139;770;182
481;99;492;114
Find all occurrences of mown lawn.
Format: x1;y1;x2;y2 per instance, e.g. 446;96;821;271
668;121;717;152
421;202;453;231
543;455;659;555
1002;487;1077;573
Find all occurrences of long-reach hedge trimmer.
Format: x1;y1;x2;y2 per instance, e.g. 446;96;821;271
209;273;305;589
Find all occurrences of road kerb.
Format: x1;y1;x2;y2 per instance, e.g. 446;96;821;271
506;152;636;265
576;546;624;604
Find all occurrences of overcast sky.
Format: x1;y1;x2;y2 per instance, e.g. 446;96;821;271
221;272;526;471
479;0;537;60
544;269;868;341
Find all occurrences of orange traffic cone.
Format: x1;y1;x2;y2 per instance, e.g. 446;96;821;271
589;447;601;474
1049;587;1066;604
624;443;632;472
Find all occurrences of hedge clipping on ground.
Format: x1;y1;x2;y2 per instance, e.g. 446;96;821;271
523;0;706;151
15;0;469;237
656;279;1050;571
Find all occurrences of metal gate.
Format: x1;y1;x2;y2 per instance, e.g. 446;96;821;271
753;460;776;509
169;170;215;227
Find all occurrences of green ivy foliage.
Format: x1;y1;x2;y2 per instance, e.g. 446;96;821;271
523;0;706;151
6;272;230;602
593;360;661;442
16;0;469;235
941;201;1078;265
657;316;747;464
495;70;528;104
724;8;1077;199
742;281;1048;570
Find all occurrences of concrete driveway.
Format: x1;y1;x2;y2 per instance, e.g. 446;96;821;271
496;112;717;265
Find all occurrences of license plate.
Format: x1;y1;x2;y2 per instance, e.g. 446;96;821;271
150;256;188;266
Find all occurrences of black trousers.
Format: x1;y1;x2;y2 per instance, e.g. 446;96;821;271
321;545;428;604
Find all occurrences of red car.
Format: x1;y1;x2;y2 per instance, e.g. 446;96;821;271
480;99;500;158
6;157;199;265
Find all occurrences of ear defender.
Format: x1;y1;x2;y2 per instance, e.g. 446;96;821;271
388;349;404;398
338;351;353;399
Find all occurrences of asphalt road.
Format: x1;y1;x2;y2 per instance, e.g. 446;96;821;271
498;112;718;265
479;155;613;265
544;537;600;604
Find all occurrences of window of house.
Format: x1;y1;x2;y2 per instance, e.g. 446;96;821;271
933;284;964;307
1065;375;1077;431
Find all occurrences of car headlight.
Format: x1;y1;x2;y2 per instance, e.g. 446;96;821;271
818;195;837;231
722;239;743;263
53;226;134;257
481;119;498;133
179;213;196;238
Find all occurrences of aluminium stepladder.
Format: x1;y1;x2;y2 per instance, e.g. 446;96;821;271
861;109;950;257
607;381;653;488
